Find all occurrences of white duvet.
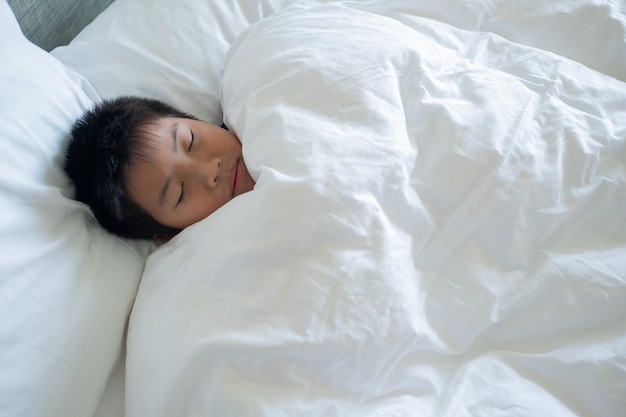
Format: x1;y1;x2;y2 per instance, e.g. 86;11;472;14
126;2;626;416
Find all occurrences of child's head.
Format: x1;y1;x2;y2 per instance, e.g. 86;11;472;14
64;96;254;240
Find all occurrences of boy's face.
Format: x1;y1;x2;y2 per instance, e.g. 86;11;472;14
125;117;255;231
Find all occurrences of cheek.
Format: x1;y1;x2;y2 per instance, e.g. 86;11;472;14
187;195;222;224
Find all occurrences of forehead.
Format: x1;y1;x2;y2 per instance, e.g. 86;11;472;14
124;118;177;196
126;117;178;166
136;117;177;146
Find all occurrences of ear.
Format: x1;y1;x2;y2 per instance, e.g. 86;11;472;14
152;233;173;242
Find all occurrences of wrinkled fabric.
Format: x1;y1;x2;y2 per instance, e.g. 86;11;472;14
127;2;626;416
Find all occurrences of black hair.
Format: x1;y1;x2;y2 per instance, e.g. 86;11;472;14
64;96;197;240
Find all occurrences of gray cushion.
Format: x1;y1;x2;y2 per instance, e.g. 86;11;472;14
7;0;115;51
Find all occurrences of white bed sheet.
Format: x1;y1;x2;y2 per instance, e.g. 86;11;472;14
126;1;626;416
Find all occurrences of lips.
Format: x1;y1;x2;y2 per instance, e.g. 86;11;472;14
231;160;241;197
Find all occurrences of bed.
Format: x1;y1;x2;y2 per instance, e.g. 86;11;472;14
1;0;625;416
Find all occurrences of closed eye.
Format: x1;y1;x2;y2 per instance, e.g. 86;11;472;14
188;131;194;152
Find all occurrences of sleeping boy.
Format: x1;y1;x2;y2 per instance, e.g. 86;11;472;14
64;96;255;240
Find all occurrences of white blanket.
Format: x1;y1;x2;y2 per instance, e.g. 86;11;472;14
126;2;626;416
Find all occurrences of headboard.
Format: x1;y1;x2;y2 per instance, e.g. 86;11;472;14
6;0;115;51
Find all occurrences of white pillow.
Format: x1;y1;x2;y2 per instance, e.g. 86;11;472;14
52;0;296;125
0;2;153;417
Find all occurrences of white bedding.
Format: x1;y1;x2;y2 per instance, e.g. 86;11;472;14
3;0;623;415
126;2;626;417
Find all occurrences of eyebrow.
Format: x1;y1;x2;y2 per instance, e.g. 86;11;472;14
159;122;179;207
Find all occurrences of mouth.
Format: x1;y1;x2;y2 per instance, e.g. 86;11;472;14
231;160;241;197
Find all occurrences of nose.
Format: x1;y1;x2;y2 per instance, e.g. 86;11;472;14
195;157;221;189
